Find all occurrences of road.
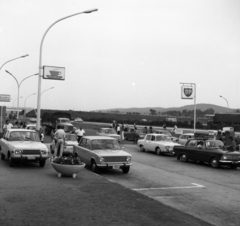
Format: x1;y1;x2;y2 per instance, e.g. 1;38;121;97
97;141;240;226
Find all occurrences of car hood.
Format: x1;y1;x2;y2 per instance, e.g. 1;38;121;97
93;149;131;157
65;141;78;146
61;123;73;126
9;141;47;149
157;141;181;147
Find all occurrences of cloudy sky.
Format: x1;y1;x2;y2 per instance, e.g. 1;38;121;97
0;0;240;111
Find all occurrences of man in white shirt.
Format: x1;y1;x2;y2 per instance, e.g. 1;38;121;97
75;127;85;143
54;125;66;157
3;120;13;133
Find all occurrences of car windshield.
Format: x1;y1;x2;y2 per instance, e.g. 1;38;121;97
91;139;120;150
103;129;116;134
61;119;70;123
205;140;224;149
156;136;171;142
65;134;77;141
9;131;40;142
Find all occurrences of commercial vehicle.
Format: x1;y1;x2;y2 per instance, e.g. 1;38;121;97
42;111;74;135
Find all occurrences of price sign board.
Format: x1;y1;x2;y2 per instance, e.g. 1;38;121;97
0;94;10;102
43;66;65;80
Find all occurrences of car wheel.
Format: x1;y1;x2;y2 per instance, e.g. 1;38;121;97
1;152;5;160
180;153;188;162
155;147;162;155
140;145;145;152
122;166;130;174
39;160;46;167
230;165;238;169
91;160;99;174
8;153;14;167
210;157;220;168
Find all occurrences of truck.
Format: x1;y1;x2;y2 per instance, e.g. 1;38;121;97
42;111;74;135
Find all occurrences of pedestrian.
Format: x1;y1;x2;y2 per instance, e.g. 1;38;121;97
54;125;66;157
3;119;13;133
225;136;236;151
143;126;148;134
133;129;140;144
22;122;27;129
75;127;85;143
39;128;44;143
149;126;153;133
121;123;125;140
134;123;137;131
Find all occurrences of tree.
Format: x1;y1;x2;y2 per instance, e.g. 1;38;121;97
149;109;157;115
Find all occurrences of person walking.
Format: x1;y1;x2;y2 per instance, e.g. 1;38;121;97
75;127;85;143
54;125;66;157
225;136;236;152
3;119;13;133
121;123;125;140
39;128;44;143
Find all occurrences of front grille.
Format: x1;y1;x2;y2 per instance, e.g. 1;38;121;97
230;156;240;160
104;156;127;162
22;150;40;155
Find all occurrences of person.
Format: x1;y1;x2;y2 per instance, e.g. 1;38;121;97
75;127;85;143
149;126;153;133
172;125;177;133
143;126;148;134
120;123;125;140
134;123;137;131
225;136;236;151
22;122;27;129
71;127;77;134
54;125;66;157
117;124;121;135
3;119;13;133
133;129;140;144
235;136;240;151
163;124;167;129
39;128;44;143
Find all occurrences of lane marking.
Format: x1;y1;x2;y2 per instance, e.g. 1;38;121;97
132;183;205;191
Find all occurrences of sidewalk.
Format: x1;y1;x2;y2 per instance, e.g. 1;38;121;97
0;160;213;226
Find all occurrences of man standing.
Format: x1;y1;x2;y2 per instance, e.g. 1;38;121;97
54;125;66;157
3;120;13;133
75;127;85;143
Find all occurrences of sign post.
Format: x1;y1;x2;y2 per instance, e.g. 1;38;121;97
0;94;10;133
180;83;196;133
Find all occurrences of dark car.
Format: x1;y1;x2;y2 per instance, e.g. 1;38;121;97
124;128;146;142
174;138;240;169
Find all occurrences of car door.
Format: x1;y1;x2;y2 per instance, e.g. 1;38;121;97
0;131;9;155
144;135;152;151
178;135;186;145
77;138;88;163
184;139;198;161
148;135;156;151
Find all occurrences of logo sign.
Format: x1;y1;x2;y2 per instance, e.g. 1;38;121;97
43;66;65;80
0;94;10;102
181;85;194;99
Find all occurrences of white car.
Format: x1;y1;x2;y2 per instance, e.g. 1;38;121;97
0;129;49;167
137;133;181;155
74;118;83;123
50;133;78;156
177;133;194;145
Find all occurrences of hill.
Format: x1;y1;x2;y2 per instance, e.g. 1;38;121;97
97;103;233;114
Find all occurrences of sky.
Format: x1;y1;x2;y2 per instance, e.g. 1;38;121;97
0;0;240;111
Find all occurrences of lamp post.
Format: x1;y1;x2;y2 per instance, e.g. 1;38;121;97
36;8;98;130
0;54;29;72
5;70;38;120
219;95;229;111
24;93;36;108
41;87;54;96
13;96;23;108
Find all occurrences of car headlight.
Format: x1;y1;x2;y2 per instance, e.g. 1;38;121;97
126;156;131;162
15;149;22;154
99;157;105;162
221;155;228;160
40;149;48;155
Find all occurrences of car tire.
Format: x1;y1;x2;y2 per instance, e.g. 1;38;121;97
91;160;99;174
140;145;145;152
8;153;14;167
1;152;5;160
230;165;238;169
210;157;220;168
122;166;130;174
39;160;46;167
155;147;162;155
180;153;188;162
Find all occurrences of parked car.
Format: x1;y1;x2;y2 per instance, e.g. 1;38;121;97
137;134;181;155
26;124;42;130
50;133;78;156
177;133;194;145
124;128;146;142
174;138;240;169
74;136;132;173
96;128;121;141
0;129;49;167
74;118;83;123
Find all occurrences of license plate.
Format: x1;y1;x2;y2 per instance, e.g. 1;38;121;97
28;156;35;160
113;165;120;169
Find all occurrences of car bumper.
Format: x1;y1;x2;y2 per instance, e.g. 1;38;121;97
11;155;49;161
97;162;132;168
219;160;240;166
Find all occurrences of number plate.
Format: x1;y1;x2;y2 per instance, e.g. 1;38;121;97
28;156;35;160
113;165;120;169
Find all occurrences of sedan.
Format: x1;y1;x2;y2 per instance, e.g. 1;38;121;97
96;128;121;142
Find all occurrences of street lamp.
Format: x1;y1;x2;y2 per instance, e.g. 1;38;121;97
0;54;29;72
219;95;229;111
5;70;38;119
41;87;54;96
24;93;36;108
36;8;98;130
13;96;23;108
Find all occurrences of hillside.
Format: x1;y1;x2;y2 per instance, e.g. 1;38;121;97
98;103;233;114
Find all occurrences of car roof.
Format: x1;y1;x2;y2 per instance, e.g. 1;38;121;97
148;133;169;136
182;133;194;135
83;136;116;140
7;129;37;132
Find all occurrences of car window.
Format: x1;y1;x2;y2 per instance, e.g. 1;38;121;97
186;140;197;147
156;136;163;141
65;134;77;141
9;131;40;142
79;138;87;147
146;135;151;141
85;140;91;149
151;135;155;141
91;139;120;150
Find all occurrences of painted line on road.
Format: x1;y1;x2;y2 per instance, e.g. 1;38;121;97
132;183;205;191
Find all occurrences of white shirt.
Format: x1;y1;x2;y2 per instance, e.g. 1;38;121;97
75;129;85;136
3;123;13;130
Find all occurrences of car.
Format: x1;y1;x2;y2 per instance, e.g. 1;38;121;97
177;133;194;145
124;128;146;142
50;133;78;156
96;128;121;141
0;129;49;167
74;118;83;123
154;129;172;137
174;138;240;169
137;133;182;155
74;136;132;174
